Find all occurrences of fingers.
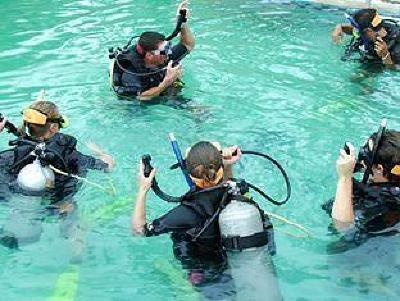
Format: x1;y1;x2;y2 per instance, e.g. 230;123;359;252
172;62;182;70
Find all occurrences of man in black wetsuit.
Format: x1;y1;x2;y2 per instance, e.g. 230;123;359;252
0;99;115;249
110;1;195;100
332;8;400;66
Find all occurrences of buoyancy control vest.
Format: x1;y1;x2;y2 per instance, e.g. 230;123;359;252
182;181;276;254
109;48;166;97
10;133;78;175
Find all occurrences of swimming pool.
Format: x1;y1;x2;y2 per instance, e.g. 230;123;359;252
1;0;400;300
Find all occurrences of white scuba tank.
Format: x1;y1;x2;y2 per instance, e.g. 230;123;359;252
219;200;264;243
17;158;55;192
219;200;283;301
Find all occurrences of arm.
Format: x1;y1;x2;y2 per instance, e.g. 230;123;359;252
132;161;156;235
332;23;354;44
137;81;171;101
85;141;115;172
222;146;242;181
177;1;195;51
331;143;356;230
138;61;183;101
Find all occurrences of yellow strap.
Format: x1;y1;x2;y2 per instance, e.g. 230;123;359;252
391;165;400;176
372;14;382;28
190;167;224;188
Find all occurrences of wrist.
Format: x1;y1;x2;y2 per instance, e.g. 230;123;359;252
159;80;171;91
338;174;353;181
138;187;149;195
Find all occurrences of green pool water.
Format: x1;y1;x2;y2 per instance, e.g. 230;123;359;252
1;0;400;300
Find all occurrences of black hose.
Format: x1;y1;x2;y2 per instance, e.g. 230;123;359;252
143;149;291;206
165;9;187;41
241;150;291;206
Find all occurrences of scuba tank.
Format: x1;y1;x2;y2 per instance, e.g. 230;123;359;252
217;181;283;301
10;139;62;193
16;142;55;192
219;200;267;251
17;158;55;192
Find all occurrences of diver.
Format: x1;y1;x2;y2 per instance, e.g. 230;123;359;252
323;119;400;250
108;0;195;101
332;8;400;66
0;98;115;250
132;137;286;300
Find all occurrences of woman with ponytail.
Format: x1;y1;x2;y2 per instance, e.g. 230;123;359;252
132;141;241;298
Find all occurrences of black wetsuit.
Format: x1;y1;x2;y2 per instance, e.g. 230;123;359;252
0;132;108;249
322;180;400;252
111;43;189;97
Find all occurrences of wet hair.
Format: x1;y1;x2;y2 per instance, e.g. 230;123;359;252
371;130;400;182
354;8;378;30
21;100;60;138
138;31;166;52
186;141;223;184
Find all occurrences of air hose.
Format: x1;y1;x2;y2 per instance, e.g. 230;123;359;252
141;149;291;206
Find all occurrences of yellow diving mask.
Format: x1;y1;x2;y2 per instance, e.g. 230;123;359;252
22;108;69;129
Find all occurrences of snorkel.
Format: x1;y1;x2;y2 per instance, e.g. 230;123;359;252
168;133;195;189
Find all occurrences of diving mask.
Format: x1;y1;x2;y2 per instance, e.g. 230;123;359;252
22;108;69;129
151;41;173;58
